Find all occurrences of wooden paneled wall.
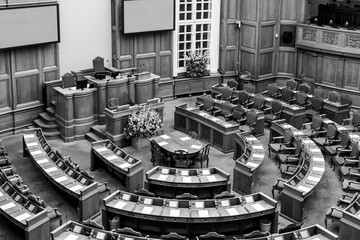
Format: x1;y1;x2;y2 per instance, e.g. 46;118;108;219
111;0;173;99
0;44;59;136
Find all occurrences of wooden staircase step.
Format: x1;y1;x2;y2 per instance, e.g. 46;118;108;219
90;125;106;139
85;132;103;142
33;119;58;132
39;112;55;124
46;107;55;117
43;131;61;140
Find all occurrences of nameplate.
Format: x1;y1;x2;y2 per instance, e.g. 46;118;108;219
312;166;324;173
157;174;168;181
0;202;16;210
180;136;191;141
144;198;153;205
253;154;264;159
161;168;170;174
169;201;178;208
297;185;311;193
252;145;262;150
160;135;170;139
311;148;321;153
307;176;320;182
0;192;3;197
64;234;79;240
312;157;323;162
15;212;32;222
220;200;229;207
252;203;265;211
96;232;106;240
105;155;118;161
246;137;257;141
180;170;189;176
202;169;210;175
190;145;202;149
45;167;58;173
114;201;127;209
226;208;238;216
69;185;83;192
30;150;42;155
206;176;217;182
199;112;207;116
195;202;204;208
158;141;168;146
96;147;107;152
246;162;259;168
55;176;68;183
244;196;254;203
170;209;180;217
183;177;192;183
141;206;153;214
118;162;131;169
198;210;209;218
27;142;38;147
36;159;49;164
23;134;35;139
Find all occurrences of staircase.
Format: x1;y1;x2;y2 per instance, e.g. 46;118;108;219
32;107;61;140
85;125;106;142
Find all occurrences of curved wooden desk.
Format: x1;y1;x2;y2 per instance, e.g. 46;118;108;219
233;132;265;195
91;139;144;192
270;120;325;222
102;190;278;237
340;194;360;240
144;166;230;199
22;128;100;221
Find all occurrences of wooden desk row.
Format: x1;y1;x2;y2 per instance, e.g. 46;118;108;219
269;224;339;240
144;166;231;199
270;120;326;222
22;128;100;221
340;194;360;240
233;132;265;195
102;190;278;237
0;176;50;240
91;139;144;193
174;103;240;153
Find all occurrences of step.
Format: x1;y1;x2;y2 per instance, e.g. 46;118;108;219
33;119;58;132
85;132;103;143
39;112;55;125
43;131;61;140
90;125;106;139
46;107;55;117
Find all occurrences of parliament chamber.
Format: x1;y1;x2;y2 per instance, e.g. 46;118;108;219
2;0;360;240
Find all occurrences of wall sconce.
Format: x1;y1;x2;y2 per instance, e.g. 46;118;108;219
235;20;241;28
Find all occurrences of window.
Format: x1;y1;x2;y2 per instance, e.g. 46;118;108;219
173;0;220;76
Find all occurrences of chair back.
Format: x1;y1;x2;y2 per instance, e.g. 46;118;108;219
281;87;294;102
311;114;323;131
221;86;233;100
353;112;360;127
299;82;311;94
107;98;119;110
341;94;353;106
313;87;324;98
188;131;199;140
340;131;351;148
253;94;265;109
296;92;308;106
328;91;340;102
160;232;187;240
62;72;75;88
311;97;324;112
286;78;298;90
200;144;211;162
174;150;189;168
327;124;338;140
175;192;198;200
244;83;255;93
198;232;225;240
203;95;215;111
283;129;294;144
221;101;233;116
227;79;238;90
246;110;258;126
267;83;280;98
271;100;283;115
238;91;249;106
232;105;246;121
350;142;360;158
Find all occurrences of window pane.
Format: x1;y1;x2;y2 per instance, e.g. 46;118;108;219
186;13;192;20
179;13;185;20
187;4;192;11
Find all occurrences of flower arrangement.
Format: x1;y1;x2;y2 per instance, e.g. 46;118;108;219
124;106;163;139
186;49;209;78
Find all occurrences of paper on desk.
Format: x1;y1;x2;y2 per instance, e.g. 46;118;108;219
96;147;107;152
183;177;192;183
313;166;324;173
253;154;264;159
27;142;38;147
158;141;168;146
246;162;259;168
118;162;131;169
297;185;311;193
106;155;118;161
226;208;239;216
252;203;265;211
0;192;3;197
157;174;168;181
15;212;32;222
311;148;321;153
69;185;83;192
206;175;217;182
180;170;189;176
307;176;320;182
180;136;191;141
114;201;127;209
144;198;153;205
220;200;230;207
45;167;58;173
36;159;49;164
169;201;178;208
198;210;209;218
202;169;210;175
0;202;16;210
190;145;202;149
55;176;68;183
252;145;262;149
246;137;257;141
64;234;79;240
141;206;153;214
96;232;106;239
30;150;42;155
161;168;170;174
170;209;180;217
23;134;35;139
312;157;323;162
160;135;171;139
195;202;204;208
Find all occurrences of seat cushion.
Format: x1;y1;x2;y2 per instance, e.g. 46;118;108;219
334;156;345;166
326;207;343;220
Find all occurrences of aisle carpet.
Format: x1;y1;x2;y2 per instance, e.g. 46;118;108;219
0;96;343;239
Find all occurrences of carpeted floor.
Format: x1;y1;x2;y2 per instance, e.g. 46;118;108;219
0;96;343;239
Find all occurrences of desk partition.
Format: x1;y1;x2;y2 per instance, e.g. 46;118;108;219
145;166;230;199
102;190;278;237
233;132;265;195
340;194;360;240
271;224;339;240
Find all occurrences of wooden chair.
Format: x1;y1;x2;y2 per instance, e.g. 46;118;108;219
215;86;233;102
237;90;249;107
193;144;211;168
313;87;324;98
244;83;255;94
247;93;265;110
312;123;339;147
286;78;298;90
280;87;296;104
324;131;351;157
161;232;188;240
294;91;309;107
262;83;280;99
264;100;283;124
268;129;294;159
62;72;75;88
305;97;324;121
213;101;233;121
197;232;225;240
174;150;190;168
336;142;360;177
240;110;258;135
227;79;238;90
343;111;360;132
232;105;247;125
325;193;359;228
299;82;311;94
302;114;327;138
277;141;303;167
175;192;198;200
188;131;199;140
328;91;340;103
198;95;215;115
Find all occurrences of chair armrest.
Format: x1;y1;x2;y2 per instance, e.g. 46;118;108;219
231;98;239;104
247;102;254;108
342;117;352;125
343;158;359;166
337;148;352;152
213;109;221;116
283;147;296;151
261;90;268;95
215;93;221;99
319;113;326;118
271;136;284;143
197;103;204;109
263;107;271;114
302;122;312;129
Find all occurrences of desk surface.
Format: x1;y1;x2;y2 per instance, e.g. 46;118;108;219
150;131;204;156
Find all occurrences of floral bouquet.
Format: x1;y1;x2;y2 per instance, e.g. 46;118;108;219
186;49;209;78
124;106;163;139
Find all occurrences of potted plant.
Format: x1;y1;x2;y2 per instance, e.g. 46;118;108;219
186;49;210;78
124;106;163;149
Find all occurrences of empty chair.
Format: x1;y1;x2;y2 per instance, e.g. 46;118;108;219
236;91;249;107
176;192;198;200
327;91;340;103
313;87;324;98
188;131;199;140
262;83;280;99
231;105;247;125
268;129;295;159
196;232;225;240
247;93;265;110
324;131;351;157
325;193;359;229
161;232;188;240
294;92;309;107
305;97;324;121
280;87;296;104
198;95;215;114
227;79;238;90
213;101;233;121
336;142;360;178
62;72;75;89
343;111;360;132
150;140;161;166
264;100;283;124
277;141;302;167
286;78;298;90
173;150;190;168
301;114;327;138
240;110;258;135
193;144;211;168
341;94;353;110
280;164;301;179
312;123;339;147
215;85;233;102
244;83;255;94
213;190;235;199
342;179;360;192
299;82;311;94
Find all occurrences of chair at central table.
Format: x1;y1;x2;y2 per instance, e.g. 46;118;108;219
173;150;190;168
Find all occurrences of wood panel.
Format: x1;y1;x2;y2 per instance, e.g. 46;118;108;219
16;75;39;105
241;24;257;49
0;78;10;109
260;52;274;76
321;55;340;86
241;0;257;22
278;49;295;74
344;59;360;91
261;25;275;49
262;0;278;21
240;51;255;73
280;0;299;21
298;50;318;83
